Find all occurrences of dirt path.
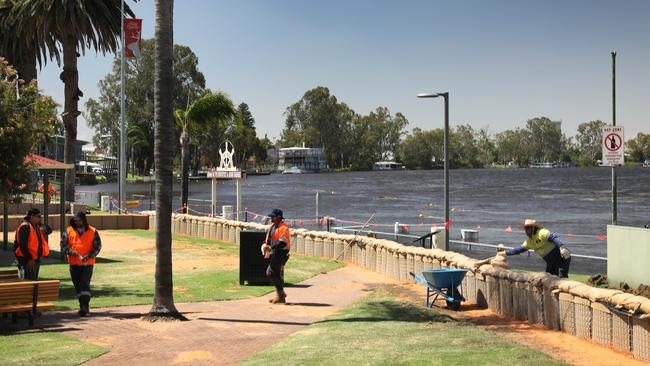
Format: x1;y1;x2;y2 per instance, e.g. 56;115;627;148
390;283;647;366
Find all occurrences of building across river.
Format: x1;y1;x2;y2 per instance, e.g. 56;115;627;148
277;146;326;173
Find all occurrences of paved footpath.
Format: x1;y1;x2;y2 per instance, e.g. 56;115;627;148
12;266;390;366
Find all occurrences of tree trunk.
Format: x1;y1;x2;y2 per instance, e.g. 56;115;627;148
180;130;190;214
149;0;182;319
60;33;80;202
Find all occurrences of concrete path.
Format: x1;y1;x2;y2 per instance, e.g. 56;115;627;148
8;266;389;366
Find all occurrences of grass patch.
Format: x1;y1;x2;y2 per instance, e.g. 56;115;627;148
0;332;106;366
242;291;566;366
0;230;342;310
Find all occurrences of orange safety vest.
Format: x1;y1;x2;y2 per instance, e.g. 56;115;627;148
14;222;50;260
66;226;97;266
265;221;291;249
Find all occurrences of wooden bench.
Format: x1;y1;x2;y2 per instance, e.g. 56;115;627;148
0;269;19;281
0;280;60;326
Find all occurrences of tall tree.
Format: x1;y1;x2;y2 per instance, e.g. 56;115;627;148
398;127;444;169
227;102;259;168
525;117;565;163
86;39;206;175
0;1;38;83
8;0;134;200
450;124;480;168
627;133;650;162
574;120;604;166
149;0;181;319
174;90;235;212
0;60;59;199
476;127;496;168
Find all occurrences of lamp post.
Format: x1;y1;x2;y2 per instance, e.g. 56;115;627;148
119;0;126;215
417;92;449;251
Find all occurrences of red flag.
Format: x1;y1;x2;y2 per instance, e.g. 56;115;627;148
444;220;452;231
299;219;303;226
505;226;513;232
598;235;606;241
567;233;574;238
124;18;142;58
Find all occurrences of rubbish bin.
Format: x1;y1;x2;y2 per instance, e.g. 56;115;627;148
239;230;271;285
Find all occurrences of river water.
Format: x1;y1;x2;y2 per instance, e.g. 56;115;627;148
80;167;650;276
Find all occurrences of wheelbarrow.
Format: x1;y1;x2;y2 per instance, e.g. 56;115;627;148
410;269;468;311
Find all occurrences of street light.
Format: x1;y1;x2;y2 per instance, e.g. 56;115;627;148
417;92;450;251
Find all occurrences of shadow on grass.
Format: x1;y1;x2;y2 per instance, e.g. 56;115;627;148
40;250;123;265
198;317;312;326
317;300;456;324
55;283;150;304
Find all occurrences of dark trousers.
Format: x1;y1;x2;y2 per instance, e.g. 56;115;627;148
17;257;40;281
543;247;571;278
70;265;94;309
266;249;290;292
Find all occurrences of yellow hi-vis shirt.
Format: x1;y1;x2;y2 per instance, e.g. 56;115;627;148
521;228;556;257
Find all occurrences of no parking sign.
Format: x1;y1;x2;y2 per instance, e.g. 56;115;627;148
602;125;624;166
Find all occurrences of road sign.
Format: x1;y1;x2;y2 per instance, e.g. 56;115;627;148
602;125;624;166
207;170;243;179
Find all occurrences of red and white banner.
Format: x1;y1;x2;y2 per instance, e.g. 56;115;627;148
124;18;142;58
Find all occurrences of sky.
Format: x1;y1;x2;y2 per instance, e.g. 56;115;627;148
35;0;650;143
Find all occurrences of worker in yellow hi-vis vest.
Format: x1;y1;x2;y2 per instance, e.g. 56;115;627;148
506;219;571;278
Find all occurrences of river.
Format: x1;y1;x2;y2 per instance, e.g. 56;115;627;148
78;167;650;276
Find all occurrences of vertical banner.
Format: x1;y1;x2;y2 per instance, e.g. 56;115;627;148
124;18;143;58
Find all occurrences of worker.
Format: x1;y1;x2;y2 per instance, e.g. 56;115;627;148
62;211;102;317
38;181;54;203
505;219;571;278
14;208;51;280
262;209;291;304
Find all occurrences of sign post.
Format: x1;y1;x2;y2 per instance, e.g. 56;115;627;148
207;141;244;220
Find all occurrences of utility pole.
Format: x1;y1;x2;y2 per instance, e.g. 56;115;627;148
611;51;617;225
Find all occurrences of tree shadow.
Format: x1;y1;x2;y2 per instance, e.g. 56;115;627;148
40;250;123;265
198;317;312;326
316;300;456;324
54;283;151;305
284;302;332;307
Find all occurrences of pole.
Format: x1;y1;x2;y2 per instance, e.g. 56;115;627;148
315;191;319;222
611;51;617;225
236;179;242;221
2;197;7;251
119;0;126;216
59;171;65;261
443;93;450;251
211;178;217;217
43;172;49;243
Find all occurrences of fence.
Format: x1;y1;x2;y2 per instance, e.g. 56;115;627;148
146;212;650;363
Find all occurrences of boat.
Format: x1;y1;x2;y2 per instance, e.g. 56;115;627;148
282;166;304;174
373;161;404;171
643;160;650;168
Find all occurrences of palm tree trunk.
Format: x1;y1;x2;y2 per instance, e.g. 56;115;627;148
180;134;190;214
60;32;79;202
149;0;182;319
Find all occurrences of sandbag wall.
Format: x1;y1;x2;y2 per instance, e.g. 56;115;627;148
151;213;650;362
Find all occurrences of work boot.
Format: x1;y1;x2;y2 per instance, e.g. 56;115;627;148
270;289;286;304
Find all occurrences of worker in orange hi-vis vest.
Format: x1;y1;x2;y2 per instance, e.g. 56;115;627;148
38;181;54;203
14;208;51;280
261;209;291;304
62;211;102;317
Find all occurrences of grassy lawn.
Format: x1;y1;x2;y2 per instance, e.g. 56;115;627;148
0;332;107;366
0;230;342;310
242;291;566;366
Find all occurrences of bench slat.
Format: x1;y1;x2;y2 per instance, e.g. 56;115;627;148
0;303;55;313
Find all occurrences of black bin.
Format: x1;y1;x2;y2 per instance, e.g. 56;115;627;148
239;230;271;285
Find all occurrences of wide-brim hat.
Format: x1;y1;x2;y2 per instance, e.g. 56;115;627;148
518;219;543;230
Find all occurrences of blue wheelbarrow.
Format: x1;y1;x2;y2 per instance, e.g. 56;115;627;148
410;269;468;311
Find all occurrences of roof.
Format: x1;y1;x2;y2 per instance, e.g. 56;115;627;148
25;154;74;170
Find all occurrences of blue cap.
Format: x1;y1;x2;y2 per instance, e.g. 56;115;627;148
267;209;283;218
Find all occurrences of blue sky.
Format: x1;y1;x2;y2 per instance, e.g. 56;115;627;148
35;0;650;143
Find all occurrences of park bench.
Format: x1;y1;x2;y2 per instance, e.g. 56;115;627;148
0;269;19;280
0;279;60;326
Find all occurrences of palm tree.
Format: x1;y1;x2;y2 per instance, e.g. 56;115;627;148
127;124;149;176
174;90;235;213
8;0;133;200
0;1;37;83
149;0;182;319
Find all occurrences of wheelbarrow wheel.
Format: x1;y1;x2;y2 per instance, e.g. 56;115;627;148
445;288;462;311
